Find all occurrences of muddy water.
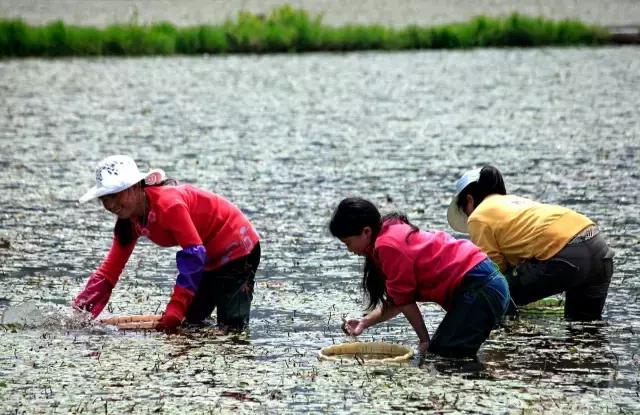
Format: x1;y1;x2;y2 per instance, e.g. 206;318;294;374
0;48;639;413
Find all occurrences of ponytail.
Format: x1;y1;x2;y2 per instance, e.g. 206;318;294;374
456;165;506;211
362;258;387;311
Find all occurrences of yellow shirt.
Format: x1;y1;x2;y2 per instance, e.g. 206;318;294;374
467;194;594;272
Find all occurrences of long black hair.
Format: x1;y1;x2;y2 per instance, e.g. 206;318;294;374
329;197;419;311
113;178;176;246
456;165;507;212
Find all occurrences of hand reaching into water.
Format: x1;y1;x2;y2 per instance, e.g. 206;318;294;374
342;318;368;336
72;274;113;318
156;307;182;332
156;285;194;333
418;340;429;355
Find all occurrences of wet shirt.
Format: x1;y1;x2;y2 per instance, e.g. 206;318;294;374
373;221;487;311
467;194;594;271
94;184;259;286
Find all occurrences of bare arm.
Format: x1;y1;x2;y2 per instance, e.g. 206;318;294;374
344;302;401;335
399;302;430;344
363;303;402;326
345;302;430;353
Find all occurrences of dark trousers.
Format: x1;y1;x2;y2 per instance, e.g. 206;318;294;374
185;243;260;330
429;258;510;358
507;234;614;321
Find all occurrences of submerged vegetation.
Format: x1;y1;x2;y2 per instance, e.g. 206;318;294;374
0;5;611;57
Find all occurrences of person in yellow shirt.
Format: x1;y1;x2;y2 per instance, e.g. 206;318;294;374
447;165;614;321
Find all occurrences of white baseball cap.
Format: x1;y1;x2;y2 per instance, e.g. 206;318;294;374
79;155;164;203
446;167;481;233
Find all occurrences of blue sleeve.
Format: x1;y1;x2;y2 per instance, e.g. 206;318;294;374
175;245;207;293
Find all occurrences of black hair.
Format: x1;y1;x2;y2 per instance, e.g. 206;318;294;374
329;197;419;311
456;165;507;212
329;197;382;239
113;178;177;246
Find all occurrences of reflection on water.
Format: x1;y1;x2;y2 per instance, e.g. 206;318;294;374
0;47;639;413
418;320;618;388
486;320;619;387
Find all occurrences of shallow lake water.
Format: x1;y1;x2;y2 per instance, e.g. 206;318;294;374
0;47;639;413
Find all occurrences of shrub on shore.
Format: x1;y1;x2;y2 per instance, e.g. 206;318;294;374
0;5;610;57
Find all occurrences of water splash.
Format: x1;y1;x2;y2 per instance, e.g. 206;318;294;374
1;301;104;331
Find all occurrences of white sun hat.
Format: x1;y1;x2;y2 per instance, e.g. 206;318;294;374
79;155;164;203
446;167;481;233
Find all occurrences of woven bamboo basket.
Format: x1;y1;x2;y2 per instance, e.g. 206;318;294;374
318;342;413;363
100;315;161;330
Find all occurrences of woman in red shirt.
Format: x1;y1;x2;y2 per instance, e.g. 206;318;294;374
330;197;509;357
73;155;260;332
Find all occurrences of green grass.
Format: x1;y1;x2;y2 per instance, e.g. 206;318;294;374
0;5;612;57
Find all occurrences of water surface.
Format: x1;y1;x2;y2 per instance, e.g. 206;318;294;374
0;47;639;413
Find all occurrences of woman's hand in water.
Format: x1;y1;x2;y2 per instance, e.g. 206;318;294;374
418;340;430;354
343;318;368;336
72;274;113;318
156;285;194;333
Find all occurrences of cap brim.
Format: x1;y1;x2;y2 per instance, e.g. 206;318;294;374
447;196;469;233
79;167;150;203
78;180;141;203
79;186;102;203
80;186;122;203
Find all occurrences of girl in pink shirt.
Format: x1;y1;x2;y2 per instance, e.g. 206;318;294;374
73;155;260;332
330;197;509;357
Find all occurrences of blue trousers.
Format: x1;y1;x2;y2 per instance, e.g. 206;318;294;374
429;258;510;358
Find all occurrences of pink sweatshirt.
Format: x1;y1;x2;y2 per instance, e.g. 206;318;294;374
373;220;487;310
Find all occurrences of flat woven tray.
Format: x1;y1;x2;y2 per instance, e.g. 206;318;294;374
318;341;413;363
100;315;161;330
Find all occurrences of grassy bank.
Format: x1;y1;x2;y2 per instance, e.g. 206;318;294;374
0;5;611;57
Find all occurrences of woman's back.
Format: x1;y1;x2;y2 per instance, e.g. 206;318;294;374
468;194;593;270
374;220;486;310
144;184;259;268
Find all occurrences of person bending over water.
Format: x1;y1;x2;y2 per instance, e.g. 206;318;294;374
73;155;260;332
448;165;614;321
330;197;509;358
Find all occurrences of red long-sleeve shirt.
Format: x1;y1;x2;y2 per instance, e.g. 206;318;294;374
94;184;259;286
373;221;487;310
